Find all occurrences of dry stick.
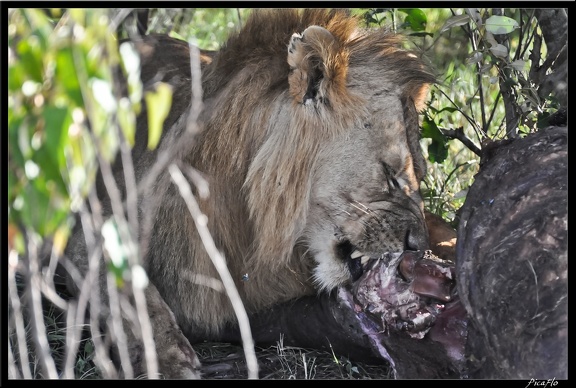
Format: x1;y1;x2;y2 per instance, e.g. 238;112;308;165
106;274;135;379
113;45;160;381
89;147;140;379
186;40;259;378
62;300;78;379
7;329;22;379
109;8;134;33
75;201;118;379
26;234;59;378
61;183;103;378
168;164;259;379
8;251;32;379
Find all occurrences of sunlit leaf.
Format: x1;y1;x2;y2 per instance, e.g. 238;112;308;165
485;15;519;35
119;41;143;105
119;42;140;78
145;82;173;150
118;98;136;146
91;78;117;113
168;30;186;41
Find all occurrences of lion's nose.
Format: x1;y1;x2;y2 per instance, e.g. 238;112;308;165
405;226;428;251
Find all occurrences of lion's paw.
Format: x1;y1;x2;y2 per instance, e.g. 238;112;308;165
155;334;202;379
137;284;202;379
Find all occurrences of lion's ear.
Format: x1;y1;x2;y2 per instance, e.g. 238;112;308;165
287;25;349;106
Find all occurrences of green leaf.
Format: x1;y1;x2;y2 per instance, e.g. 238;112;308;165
509;59;529;72
168;30;187;42
427;139;449;164
485;15;519;35
55;48;84;107
145;82;173;150
435;106;458;115
421;116;446;143
118;99;136;147
408;31;433;38
489;43;508;58
16;38;44;83
8;63;26;92
466;51;483;65
8;115;26;168
398;8;427;32
91;78;117;113
440;14;470;33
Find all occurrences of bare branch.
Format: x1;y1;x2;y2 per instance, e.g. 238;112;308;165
168;164;260;379
8;251;33;379
440;126;482;157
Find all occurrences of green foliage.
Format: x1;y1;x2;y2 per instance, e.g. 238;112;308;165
7;9;147;252
147;8;250;50
144;83;172;150
359;8;559;221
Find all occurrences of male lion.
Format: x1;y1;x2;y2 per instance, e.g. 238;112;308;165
65;9;446;379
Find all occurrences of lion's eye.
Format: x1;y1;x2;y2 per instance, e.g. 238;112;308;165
381;162;401;190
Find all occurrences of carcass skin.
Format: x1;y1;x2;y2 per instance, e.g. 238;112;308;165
217;250;468;379
456;126;568;380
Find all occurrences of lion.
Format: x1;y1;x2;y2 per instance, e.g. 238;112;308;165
65;9;440;379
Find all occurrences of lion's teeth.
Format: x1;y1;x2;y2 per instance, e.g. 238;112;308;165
350;250;363;259
360;256;370;265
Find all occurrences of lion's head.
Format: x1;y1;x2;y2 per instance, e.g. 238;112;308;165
135;9;435;336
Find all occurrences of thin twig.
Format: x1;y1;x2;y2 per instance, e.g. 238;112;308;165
26;234;59;378
8;250;33;379
168;164;260;379
439;126;482;157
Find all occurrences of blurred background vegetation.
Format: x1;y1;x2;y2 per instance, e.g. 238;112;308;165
7;7;563;379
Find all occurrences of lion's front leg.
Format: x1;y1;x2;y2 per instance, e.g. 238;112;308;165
136;282;202;379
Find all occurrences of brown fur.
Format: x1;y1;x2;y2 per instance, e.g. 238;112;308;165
67;9;436;378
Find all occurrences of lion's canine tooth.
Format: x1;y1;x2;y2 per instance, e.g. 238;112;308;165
350;250;363;259
360;256;370;265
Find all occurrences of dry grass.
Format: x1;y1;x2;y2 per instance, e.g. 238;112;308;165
195;339;393;380
8;275;392;380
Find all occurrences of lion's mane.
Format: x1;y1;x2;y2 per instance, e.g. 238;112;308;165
138;9;434;337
